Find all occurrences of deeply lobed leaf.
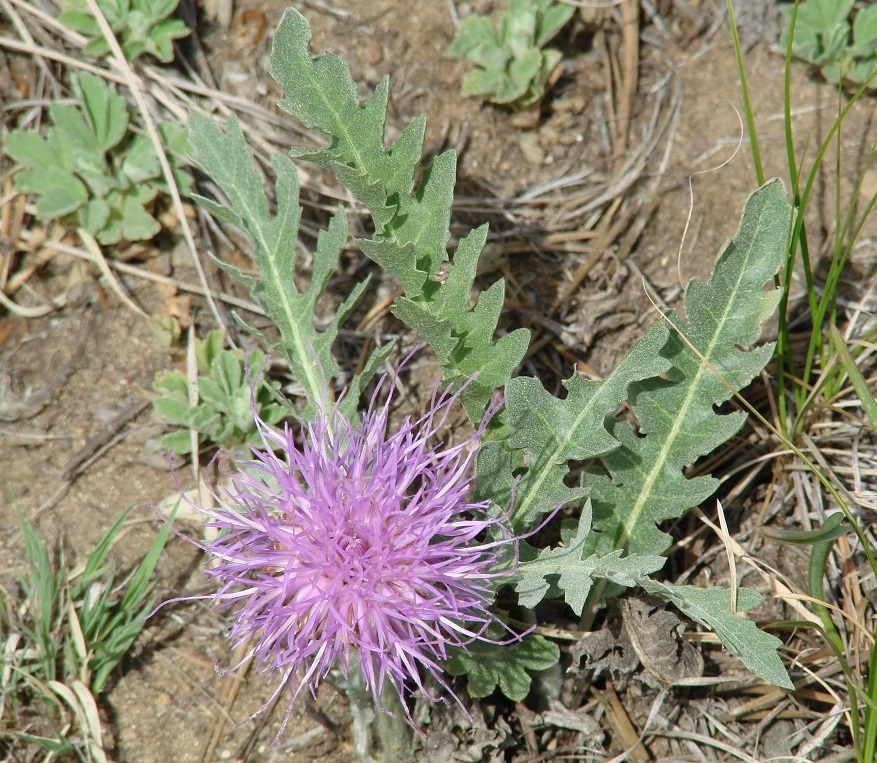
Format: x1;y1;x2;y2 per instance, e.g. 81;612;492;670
583;180;793;558
187;113;390;413
446;625;560;701
268;9;528;421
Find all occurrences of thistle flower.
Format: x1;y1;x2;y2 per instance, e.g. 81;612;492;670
180;377;514;732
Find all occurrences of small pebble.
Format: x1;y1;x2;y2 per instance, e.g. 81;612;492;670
518;132;545;165
120;728;137;743
155;691;172;707
359;38;383;67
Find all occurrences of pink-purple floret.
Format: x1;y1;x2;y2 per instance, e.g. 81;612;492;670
193;380;511;728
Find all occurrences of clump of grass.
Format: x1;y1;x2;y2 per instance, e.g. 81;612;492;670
729;1;877;759
0;505;175;760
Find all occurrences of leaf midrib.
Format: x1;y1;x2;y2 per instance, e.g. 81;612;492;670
617;207;769;552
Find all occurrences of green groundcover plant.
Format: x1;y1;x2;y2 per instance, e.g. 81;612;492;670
1;507;174;758
781;0;877;89
153;329;286;454
449;0;574;107
58;0;190;63
2;72;189;245
163;7;800;754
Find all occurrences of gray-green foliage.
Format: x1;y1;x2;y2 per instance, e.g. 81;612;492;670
189;8;795;700
449;0;574;107
189;9;528;421
153;329;287;454
270;11;530;420
59;0;189;63
2;72;189;244
187;114;391;419
494;180;794;689
782;0;877;89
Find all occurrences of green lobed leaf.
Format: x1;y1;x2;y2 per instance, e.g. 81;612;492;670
59;0;188;63
188;112;384;407
146;18;190;63
272;10;453;289
450;0;570;107
4;128;89;218
446;625;560;701
3;72;182;243
75;73;128;153
783;0;877;88
852;7;877;58
502;502;666;614
640;579;793;690
499;320;671;530
535;0;575;48
582;180;793;558
448;16;506;70
268;9;529;421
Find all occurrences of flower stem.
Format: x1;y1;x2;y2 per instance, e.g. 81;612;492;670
341;651;412;762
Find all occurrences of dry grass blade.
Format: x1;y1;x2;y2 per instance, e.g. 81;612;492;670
77;228;148;318
80;0;225;331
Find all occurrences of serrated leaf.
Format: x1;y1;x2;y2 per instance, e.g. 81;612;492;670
269;9;529;421
446;626;560;701
272;12;453;289
504;502;666;614
501;321;671;530
188;113;385;410
272;14;419;227
640;580;793;690
583;180;793;558
188;113;327;400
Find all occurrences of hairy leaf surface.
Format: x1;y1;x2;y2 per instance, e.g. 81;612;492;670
268;8;528;420
505;503;666;615
187;112;390;410
641;580;793;689
584;180;793;557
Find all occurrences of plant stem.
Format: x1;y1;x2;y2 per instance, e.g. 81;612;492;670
341;651;412;762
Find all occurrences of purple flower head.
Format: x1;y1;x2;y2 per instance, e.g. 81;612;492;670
184;375;514;732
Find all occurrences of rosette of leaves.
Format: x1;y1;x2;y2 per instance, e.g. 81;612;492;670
449;0;574;107
59;0;189;63
782;0;877;89
2;72;190;245
153;330;287;454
